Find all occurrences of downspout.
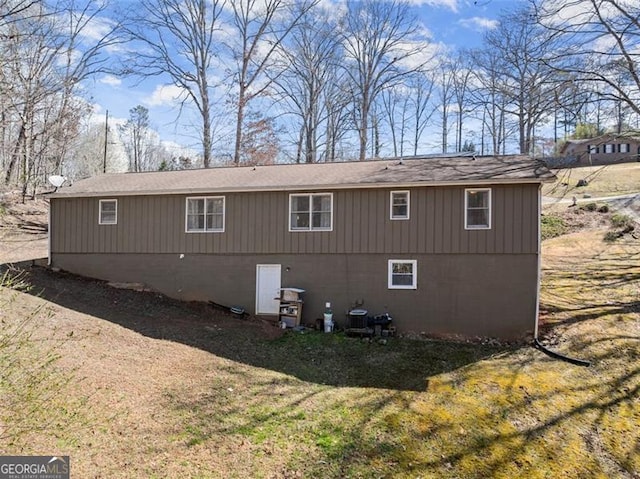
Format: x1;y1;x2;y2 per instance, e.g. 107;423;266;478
534;184;541;340
47;198;51;266
533;184;591;367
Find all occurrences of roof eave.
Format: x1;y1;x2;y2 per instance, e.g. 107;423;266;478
48;177;553;199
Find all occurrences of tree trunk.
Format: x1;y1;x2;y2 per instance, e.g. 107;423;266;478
413;113;419;156
305;119;314;163
457;110;463;152
441;106;448;153
233;89;245;165
296;127;303;164
372;115;380;157
519;113;526;154
202;104;212;168
5;123;25;186
326;115;335;162
358;104;368;161
481;107;486;155
201;73;212;168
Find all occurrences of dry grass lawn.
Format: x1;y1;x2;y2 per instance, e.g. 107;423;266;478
0;194;638;478
544;162;640;199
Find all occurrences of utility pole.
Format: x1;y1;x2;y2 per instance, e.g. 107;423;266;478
103;110;109;173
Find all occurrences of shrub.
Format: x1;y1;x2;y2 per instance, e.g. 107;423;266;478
604;213;636;242
597;204;610;213
604;230;620;242
610;213;633;229
581;202;598;212
541;214;567;240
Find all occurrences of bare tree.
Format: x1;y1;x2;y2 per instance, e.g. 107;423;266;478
271;5;341;163
1;0;119;194
322;72;352;162
239;110;279;165
381;86;406;157
482;7;559;154
119;105;153;172
226;0;316;165
469;47;511;155
381;76;432;157
408;71;435;155
341;0;426;161
435;59;455;153
533;0;640;117
0;0;38;26
123;0;225;168
450;52;474;152
71;120;120;178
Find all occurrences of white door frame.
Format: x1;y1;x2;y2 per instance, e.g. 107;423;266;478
255;264;282;314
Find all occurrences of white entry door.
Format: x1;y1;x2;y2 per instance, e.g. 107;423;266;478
255;264;281;314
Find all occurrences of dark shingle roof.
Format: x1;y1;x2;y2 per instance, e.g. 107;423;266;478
51;155;554;198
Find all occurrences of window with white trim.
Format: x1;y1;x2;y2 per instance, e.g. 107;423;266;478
186;196;225;232
388;259;417;289
99;199;117;225
604;144;615;153
465;188;491;229
588;145;598;154
390;191;410;220
620;143;630;153
289;193;332;231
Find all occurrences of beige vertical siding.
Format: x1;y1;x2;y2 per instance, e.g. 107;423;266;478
50;184;540;256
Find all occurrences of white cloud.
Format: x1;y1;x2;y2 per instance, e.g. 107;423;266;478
458;16;498;31
143;85;186;107
396;38;444;71
592;35;617;53
315;0;348;22
78;16;114;42
54;47;81;67
405;0;458;13
536;0;629;29
99;75;122;87
76;14;125;54
161;140;200;159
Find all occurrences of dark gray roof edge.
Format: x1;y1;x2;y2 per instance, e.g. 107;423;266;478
49;155;554;199
49;177;551;199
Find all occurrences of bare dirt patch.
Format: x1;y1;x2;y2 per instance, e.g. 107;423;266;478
542;201;638;242
0;192;48;263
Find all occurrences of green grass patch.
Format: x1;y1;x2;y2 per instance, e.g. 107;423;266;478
541;214;567;240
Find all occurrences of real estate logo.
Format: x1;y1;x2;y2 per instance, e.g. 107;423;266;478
0;456;69;479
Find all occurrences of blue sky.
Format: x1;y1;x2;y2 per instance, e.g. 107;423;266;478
87;0;526;157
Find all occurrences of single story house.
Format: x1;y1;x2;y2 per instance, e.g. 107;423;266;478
48;155;554;339
559;132;640;166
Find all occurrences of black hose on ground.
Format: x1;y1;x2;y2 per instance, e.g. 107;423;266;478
533;337;591;367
